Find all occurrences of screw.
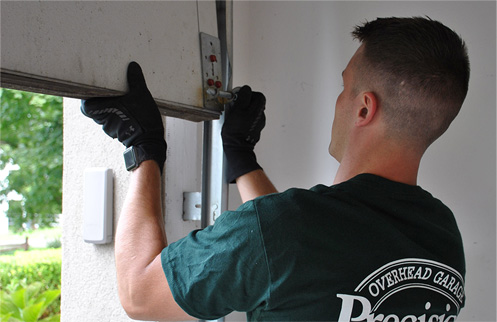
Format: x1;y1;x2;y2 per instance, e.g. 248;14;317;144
206;88;237;102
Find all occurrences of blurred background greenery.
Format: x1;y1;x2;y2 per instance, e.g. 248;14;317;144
1;88;63;321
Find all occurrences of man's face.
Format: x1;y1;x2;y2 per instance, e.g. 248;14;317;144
329;46;363;162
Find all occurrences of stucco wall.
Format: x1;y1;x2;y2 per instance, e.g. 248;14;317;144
62;98;131;321
62;99;202;321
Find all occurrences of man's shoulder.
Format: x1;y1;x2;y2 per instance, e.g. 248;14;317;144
249;184;331;207
261;184;333;200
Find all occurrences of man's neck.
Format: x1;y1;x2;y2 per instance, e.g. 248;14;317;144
333;145;422;186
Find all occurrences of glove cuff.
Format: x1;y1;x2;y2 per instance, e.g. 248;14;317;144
223;147;262;184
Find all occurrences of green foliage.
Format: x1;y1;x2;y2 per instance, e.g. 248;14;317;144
0;249;61;292
0;282;60;322
0;249;61;320
44;239;61;249
0;88;63;232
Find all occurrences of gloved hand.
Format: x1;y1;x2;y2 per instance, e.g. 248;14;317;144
81;62;167;173
221;85;266;183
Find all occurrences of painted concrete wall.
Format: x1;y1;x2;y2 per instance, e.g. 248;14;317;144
62;98;131;321
230;1;496;321
62;100;202;321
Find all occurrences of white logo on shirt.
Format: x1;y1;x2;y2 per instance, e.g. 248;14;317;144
337;258;465;322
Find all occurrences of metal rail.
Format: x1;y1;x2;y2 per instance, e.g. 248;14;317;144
200;0;232;230
199;1;232;321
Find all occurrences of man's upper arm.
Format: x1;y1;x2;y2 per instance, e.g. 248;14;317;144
236;169;278;202
161;206;271;319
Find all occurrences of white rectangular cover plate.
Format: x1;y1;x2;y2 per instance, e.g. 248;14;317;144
83;168;113;244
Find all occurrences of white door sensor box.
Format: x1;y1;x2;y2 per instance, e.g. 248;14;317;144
83;168;113;244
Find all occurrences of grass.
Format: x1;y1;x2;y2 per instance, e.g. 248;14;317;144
0;227;62;253
0;247;61;262
0;226;61;241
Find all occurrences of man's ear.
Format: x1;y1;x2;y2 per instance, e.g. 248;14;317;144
355;92;378;127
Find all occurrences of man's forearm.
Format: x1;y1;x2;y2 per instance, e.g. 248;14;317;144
114;161;194;321
236;169;278;203
82;62;191;320
115;161;166;310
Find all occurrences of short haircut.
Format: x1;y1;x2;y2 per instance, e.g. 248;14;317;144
352;17;470;148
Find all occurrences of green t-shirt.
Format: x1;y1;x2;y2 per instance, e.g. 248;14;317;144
161;174;465;321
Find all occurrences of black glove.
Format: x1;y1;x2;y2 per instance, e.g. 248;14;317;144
81;62;167;173
221;85;266;183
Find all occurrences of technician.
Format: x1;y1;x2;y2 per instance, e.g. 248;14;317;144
82;16;469;321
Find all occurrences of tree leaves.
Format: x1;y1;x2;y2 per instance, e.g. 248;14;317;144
0;89;63;232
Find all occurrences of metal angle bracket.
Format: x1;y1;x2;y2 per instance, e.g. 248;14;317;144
200;32;223;111
183;192;202;221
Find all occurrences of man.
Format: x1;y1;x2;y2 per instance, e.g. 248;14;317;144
82;17;469;321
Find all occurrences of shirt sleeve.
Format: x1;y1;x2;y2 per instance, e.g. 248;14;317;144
161;200;271;320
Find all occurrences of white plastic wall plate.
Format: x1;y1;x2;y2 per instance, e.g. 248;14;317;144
83;168;113;244
183;191;202;221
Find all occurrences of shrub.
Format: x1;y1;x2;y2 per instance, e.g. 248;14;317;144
0;282;60;321
0;249;61;291
0;249;61;319
45;239;61;250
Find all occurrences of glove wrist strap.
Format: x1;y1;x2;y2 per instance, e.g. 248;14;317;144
123;141;167;174
223;148;262;183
